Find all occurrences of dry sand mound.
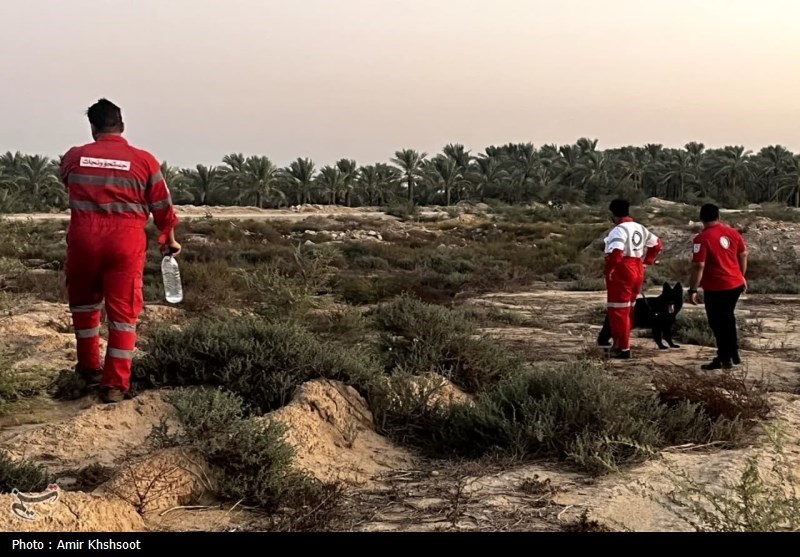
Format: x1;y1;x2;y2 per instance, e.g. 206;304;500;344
0;392;180;470
97;448;208;514
0;491;144;532
261;380;416;486
0;302;82;372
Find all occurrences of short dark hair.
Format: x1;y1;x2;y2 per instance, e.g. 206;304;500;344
699;203;720;223
609;199;630;218
86;98;123;132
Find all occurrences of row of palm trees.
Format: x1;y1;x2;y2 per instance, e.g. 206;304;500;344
2;140;800;212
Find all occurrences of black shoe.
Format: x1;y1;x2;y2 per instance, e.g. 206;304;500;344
76;365;103;387
732;353;741;366
701;358;732;371
100;387;130;404
612;349;632;360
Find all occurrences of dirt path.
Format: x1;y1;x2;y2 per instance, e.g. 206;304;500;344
0;206;449;223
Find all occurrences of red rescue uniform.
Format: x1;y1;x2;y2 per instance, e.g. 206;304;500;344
59;134;178;392
691;224;746;291
603;217;662;351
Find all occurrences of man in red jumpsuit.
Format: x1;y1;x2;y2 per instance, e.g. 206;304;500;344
602;199;662;359
59;98;181;403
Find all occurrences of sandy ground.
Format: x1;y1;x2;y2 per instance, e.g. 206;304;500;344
0;284;797;532
1;202;799;531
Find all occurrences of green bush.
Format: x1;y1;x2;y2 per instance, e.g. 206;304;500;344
165;387;323;511
387;361;745;476
0;450;50;493
373;295;522;392
133;316;379;413
556;263;586;280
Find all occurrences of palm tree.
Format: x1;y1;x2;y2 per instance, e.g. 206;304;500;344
661;150;698;200
704;146;753;203
180;164;222;205
285;158;316;205
16;155;66;210
774;155;800;207
336;159;358;207
756;145;793;203
236;156;283;208
469;155;507;202
317;165;342;205
391;149;426;204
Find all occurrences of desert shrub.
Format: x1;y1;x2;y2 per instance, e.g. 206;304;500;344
748;276;800;295
0;348;49;411
0;450;50;493
351;255;390;270
563;278;606;291
649;426;800;532
556;263;585;280
369;372;453;445
305;306;372;341
165;387;323;510
674;312;757;348
402;361;746;475
653;367;770;422
133;316;380;413
373;295;523;392
1;268;66;303
178;260;241;311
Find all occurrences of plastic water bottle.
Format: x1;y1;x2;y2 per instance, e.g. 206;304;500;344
161;253;183;304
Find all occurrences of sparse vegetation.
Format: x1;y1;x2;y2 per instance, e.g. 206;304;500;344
164;387;327;511
650;426;800;532
372;295;523;393
376;361;748;476
0;450;50;493
653;366;771;423
133;316;379;412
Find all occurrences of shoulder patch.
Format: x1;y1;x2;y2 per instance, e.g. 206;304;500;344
720;236;731;250
693;243;701;254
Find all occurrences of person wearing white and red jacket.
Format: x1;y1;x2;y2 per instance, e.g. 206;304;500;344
602;199;663;359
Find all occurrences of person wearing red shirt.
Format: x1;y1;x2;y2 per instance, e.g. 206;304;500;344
688;203;748;370
59;99;182;403
602;199;663;359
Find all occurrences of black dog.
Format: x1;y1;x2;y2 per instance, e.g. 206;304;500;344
598;282;684;350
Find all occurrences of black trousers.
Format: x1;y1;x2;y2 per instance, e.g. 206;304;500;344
704;285;745;363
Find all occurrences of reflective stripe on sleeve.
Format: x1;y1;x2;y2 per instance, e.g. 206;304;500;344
148;171;165;188
149;197;172;211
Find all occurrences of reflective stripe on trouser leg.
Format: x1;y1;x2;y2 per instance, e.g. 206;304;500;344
71;307;102;370
105;326;137;392
607;306;631;351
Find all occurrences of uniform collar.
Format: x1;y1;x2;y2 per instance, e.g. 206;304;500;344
95;133;128;144
618;216;634;224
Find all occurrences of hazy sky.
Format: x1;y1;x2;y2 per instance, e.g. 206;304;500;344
1;0;799;168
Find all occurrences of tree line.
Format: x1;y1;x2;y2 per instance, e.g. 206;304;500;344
2;139;800;212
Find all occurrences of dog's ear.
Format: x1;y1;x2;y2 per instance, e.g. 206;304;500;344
662;282;671;293
673;282;683;292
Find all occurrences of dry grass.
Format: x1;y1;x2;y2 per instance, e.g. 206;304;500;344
653;366;771;423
